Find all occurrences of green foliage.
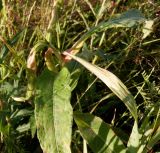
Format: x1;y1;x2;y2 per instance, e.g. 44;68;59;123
64;52;138;121
74;112;127;153
34;68;72;153
0;0;160;152
0;30;25;64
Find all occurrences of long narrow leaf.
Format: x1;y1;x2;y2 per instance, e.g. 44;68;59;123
64;52;137;121
69;9;145;55
147;126;160;149
34;68;72;153
74;112;127;153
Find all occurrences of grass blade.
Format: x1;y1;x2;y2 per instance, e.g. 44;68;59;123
147;126;160;149
0;30;25;64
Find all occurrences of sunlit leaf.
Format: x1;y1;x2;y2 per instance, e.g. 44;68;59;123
137;107;155;152
142;20;154;39
34;68;72;153
147;126;160;149
74;112;127;153
16;123;30;133
27;48;37;72
44;48;59;73
127;121;139;153
63;52;138;121
147;108;160;150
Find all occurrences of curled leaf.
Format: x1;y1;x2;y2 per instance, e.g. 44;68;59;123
27;49;37;72
63;51;137;121
45;48;58;72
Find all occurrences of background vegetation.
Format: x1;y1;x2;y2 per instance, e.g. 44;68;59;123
0;0;160;153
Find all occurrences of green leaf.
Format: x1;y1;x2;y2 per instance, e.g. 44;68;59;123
147;126;160;149
30;115;36;138
127;121;139;153
147;108;160;150
16;123;30;133
34;68;72;153
74;112;127;153
137;107;155;152
70;9;145;55
108;9;145;27
64;52;138;121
